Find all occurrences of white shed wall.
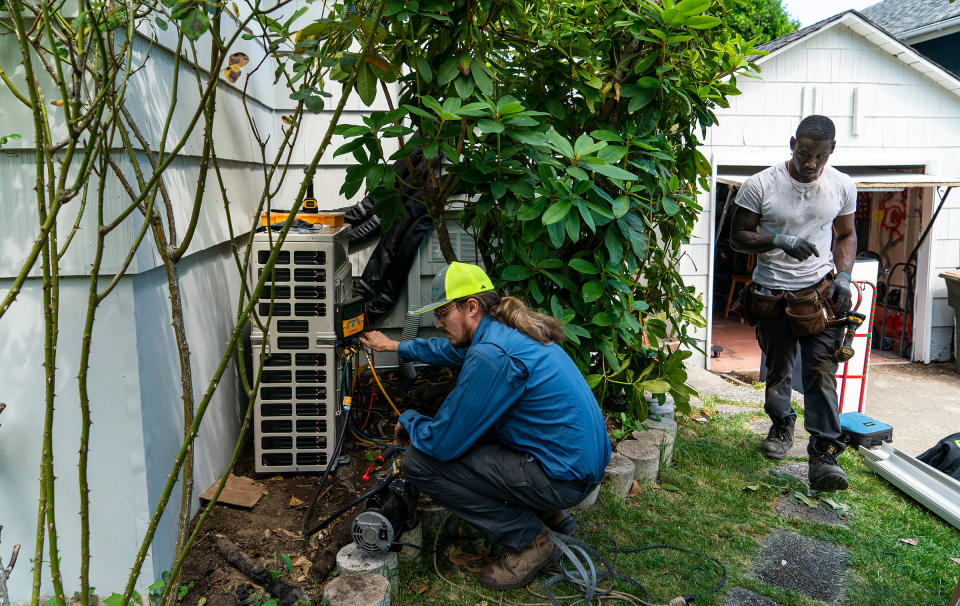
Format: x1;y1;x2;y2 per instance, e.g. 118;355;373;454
686;19;960;367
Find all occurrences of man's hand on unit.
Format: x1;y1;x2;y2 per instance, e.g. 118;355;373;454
360;330;399;352
773;234;820;261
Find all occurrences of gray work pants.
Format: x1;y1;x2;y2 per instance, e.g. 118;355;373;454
402;444;595;552
756;312;845;452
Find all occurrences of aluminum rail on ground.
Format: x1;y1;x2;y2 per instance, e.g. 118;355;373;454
860;443;960;531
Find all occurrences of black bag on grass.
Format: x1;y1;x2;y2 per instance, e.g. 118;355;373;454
917;432;960;481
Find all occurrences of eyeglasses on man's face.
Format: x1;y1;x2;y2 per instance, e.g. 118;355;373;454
434;302;457;322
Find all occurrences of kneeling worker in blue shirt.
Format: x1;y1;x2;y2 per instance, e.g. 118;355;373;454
360;261;611;591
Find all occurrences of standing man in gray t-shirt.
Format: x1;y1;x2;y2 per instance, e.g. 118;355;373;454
730;115;857;492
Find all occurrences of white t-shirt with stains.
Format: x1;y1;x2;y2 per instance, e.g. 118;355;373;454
734;162;857;290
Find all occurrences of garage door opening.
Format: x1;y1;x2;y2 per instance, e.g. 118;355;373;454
708;167;958;381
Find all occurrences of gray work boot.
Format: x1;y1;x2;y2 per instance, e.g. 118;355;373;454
760;418;795;459
808;442;848;492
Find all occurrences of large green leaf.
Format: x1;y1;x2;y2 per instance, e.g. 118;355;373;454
662;197;680;216
586;162;638;181
355;63;377;105
674;0;710;15
477;119;504;134
628;89;656;113
592;312;616;326
640;379;671;394
502;265;533;281
454;75;474;98
545;128;574;158
472;60;494;96
180;8;209;40
569;258;599;274
605;230;624;265
546;221;566;248
438;56;459;85
415;55;433;83
582;280;603;303
542;199;572;224
517;199;545;221
685;15;722;28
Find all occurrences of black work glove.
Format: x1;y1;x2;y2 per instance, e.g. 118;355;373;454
829;271;853;316
773;234;820;261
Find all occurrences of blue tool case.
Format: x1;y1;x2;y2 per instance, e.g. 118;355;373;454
839;412;893;448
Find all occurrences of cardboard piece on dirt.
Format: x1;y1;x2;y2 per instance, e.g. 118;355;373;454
199;474;267;509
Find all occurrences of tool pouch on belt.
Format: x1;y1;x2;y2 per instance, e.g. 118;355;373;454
730;283;784;326
783;277;833;337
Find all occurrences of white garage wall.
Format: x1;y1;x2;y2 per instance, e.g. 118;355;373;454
684;16;960;367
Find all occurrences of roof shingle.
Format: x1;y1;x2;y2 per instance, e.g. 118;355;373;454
860;0;960;36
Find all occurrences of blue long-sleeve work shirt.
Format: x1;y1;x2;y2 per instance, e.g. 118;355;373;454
396;315;611;483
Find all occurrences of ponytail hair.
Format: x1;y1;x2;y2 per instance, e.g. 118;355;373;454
461;291;566;344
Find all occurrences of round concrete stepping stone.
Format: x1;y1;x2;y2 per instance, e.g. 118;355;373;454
603;452;636;499
397;522;422;562
616;439;660;481
336;543;399;585
749;529;847;604
571;483;600;510
770;462;809;486
631;429;676;467
774;495;846;526
784;438;809;458
323;572;390;606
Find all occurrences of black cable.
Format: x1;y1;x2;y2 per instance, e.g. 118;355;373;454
614;544;727;603
545;532;650;606
302;476;395;539
302;445;402;539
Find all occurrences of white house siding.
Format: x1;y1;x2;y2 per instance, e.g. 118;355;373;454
0;279;153;601
0;1;392;599
132;243;247;582
682;17;960;367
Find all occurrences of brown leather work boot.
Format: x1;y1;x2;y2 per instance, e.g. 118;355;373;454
537;510;577;535
477;526;560;591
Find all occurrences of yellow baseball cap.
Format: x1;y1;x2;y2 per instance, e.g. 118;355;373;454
414;262;495;314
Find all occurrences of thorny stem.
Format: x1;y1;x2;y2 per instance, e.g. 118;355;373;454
127;2;390;602
76;143;114;606
3;0;58;601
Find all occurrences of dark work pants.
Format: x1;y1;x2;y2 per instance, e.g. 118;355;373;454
756;312;845;452
402;444;595;552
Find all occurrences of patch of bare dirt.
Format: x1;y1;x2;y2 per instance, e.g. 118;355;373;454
178;367;455;606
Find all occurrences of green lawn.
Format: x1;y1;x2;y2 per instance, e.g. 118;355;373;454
393;400;960;605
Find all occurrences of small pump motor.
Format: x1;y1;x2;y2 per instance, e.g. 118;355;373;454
351;479;419;553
